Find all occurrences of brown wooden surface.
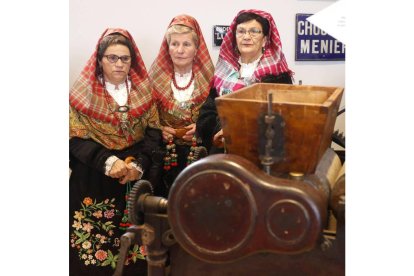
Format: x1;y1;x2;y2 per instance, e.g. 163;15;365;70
215;83;343;174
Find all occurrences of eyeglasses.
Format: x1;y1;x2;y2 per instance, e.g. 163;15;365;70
235;28;263;38
104;54;131;63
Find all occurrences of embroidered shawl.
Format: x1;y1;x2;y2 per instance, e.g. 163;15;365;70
148;15;214;127
69;28;159;150
213;9;293;96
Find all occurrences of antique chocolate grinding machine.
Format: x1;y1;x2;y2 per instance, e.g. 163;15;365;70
114;83;345;276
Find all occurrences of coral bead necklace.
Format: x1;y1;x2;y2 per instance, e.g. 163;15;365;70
172;71;194;91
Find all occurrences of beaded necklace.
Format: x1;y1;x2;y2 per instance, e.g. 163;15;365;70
172;71;194;91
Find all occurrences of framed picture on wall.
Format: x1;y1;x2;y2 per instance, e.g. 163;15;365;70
213;25;230;47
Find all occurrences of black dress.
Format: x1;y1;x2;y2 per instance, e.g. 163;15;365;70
196;72;293;154
69;128;162;276
154;143;192;198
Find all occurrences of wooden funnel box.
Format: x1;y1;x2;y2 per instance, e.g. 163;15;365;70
215;83;344;174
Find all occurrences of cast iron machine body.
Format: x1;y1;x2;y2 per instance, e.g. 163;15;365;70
115;83;345;275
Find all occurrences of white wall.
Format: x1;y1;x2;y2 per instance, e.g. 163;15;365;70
70;0;345;145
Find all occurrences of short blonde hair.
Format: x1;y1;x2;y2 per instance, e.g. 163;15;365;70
166;24;199;48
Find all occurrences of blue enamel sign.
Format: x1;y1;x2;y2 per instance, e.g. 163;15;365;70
295;13;345;61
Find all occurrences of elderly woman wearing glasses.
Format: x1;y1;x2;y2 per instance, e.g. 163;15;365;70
149;14;214;197
69;28;161;275
196;9;294;154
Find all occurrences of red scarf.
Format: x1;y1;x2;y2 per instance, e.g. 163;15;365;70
148;15;214;123
213;9;293;95
70;28;153;124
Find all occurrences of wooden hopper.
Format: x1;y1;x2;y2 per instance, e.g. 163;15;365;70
215;83;344;175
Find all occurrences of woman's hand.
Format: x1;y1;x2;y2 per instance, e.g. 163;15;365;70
182;123;196;141
118;163;141;185
162;126;176;141
109;157;143;185
213;129;224;148
108;159;129;179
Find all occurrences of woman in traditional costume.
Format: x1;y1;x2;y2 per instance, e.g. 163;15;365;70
148;15;214;197
196;9;294;154
69;28;161;275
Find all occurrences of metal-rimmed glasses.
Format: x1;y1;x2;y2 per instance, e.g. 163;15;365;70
235;28;263;38
104;54;131;63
